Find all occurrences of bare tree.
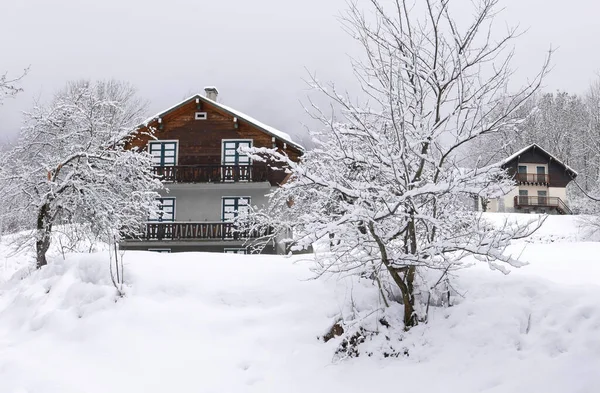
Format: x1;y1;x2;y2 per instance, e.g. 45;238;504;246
581;79;600;194
0;80;161;269
243;0;549;330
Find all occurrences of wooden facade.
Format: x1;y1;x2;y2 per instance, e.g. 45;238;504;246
126;95;302;169
502;145;577;187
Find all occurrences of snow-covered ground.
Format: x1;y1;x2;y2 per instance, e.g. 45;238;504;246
0;214;599;392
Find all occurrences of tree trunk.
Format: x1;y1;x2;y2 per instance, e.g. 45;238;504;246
370;222;418;329
405;266;417;326
36;203;52;269
385;265;417;329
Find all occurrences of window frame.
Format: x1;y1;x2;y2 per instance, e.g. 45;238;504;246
518;189;529;206
149;197;176;222
221;196;251;222
221;139;253;166
537;190;548;205
148;140;179;167
148;248;172;253
224;248;247;254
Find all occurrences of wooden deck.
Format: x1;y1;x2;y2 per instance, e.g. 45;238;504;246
513;196;572;215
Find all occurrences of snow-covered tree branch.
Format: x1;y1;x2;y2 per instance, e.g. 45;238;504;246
0;68;28;106
0;80;161;269
241;0;549;329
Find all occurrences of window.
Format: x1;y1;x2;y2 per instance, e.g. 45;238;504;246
518;189;528;206
224;248;247;254
148;248;171;253
222;140;253;181
222;140;252;166
222;197;251;221
537;190;548;206
195;112;207;120
149;141;178;166
517;165;528;182
149;198;175;222
536;166;546;183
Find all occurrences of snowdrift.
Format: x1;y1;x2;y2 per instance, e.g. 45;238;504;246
0;214;599;392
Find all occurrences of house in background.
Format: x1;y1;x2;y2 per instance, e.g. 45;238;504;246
121;87;303;254
486;144;577;214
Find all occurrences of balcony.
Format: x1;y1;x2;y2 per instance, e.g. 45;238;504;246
516;173;549;185
130;222;272;241
151;164;285;184
513;196;572;215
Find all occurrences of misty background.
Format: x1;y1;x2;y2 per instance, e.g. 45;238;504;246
1;0;599;146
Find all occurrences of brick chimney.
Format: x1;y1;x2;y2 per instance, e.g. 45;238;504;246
204;86;218;101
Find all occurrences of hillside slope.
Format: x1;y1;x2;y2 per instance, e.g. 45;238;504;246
0;214;599;393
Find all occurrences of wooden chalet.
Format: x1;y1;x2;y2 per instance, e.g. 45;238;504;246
487;144;577;215
121;87;303;254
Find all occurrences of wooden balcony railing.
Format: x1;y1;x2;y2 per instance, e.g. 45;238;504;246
130;222;272;241
516;173;550;185
513;196;572;215
152;165;270;183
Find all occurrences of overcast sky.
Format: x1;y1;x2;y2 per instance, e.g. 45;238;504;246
1;0;599;145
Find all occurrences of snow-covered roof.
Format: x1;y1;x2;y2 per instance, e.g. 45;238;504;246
500;143;578;176
141;93;304;151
